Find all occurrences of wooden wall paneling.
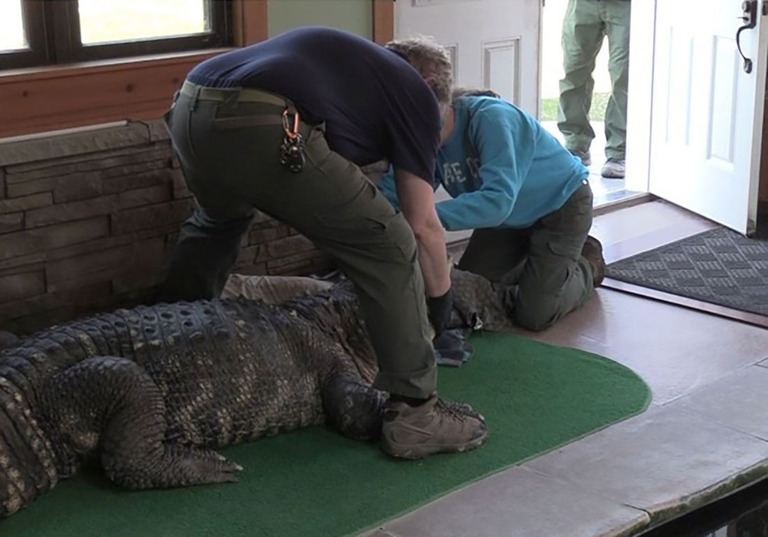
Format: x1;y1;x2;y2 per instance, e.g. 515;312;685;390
0;51;225;139
373;0;395;44
0;0;385;139
232;0;269;46
0;0;271;140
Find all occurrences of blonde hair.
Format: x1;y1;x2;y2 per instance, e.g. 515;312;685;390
386;36;453;108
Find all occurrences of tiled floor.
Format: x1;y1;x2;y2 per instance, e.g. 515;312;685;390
360;200;768;537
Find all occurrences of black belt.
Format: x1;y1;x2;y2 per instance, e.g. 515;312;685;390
179;80;288;108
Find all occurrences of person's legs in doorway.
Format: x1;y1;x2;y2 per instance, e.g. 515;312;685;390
601;0;631;179
558;0;605;166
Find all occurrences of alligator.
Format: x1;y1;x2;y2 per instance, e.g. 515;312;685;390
0;268;511;518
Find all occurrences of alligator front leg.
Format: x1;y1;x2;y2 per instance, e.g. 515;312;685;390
44;357;242;490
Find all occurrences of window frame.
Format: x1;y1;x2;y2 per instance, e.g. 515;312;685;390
0;0;232;70
0;0;394;140
0;1;49;70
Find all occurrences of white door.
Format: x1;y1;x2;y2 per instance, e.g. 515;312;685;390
633;0;768;234
395;0;542;115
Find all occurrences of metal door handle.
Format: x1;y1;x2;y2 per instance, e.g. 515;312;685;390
736;0;758;73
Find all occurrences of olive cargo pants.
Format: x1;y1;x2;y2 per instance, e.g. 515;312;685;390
457;182;595;331
557;0;631;159
159;83;437;398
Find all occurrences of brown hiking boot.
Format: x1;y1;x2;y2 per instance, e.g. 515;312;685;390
581;235;606;287
381;395;488;460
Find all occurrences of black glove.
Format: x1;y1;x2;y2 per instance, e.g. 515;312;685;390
433;328;474;367
427;288;454;336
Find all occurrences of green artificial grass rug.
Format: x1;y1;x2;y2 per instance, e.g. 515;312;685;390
1;332;651;537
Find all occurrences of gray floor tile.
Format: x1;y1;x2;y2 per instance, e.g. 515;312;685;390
524;404;768;526
361;201;768;537
515;289;768;406
677;365;768;441
360;466;650;537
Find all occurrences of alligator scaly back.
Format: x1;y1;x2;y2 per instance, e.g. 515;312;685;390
0;268;506;518
0;284;384;518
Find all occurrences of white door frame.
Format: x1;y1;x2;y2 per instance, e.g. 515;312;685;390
624;1;655;194
626;0;768;234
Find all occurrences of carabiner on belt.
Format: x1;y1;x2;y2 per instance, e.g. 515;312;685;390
279;109;305;173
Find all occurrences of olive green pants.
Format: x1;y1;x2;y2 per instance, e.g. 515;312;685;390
457;182;595;331
158;84;436;398
558;0;631;159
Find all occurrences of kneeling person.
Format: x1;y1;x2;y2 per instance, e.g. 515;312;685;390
379;90;605;331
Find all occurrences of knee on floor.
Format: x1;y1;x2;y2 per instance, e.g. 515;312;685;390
514;306;558;332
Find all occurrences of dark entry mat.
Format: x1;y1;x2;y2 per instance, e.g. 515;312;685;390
605;227;768;318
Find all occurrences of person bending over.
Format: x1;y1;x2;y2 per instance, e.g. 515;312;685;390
156;27;487;459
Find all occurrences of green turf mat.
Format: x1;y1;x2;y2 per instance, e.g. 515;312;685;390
1;332;651;537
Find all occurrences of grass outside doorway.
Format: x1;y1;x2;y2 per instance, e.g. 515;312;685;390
540;91;610;122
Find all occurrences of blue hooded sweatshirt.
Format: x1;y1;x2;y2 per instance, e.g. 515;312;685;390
378;95;589;231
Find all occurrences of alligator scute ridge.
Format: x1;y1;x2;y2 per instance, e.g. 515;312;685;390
0;268;509;518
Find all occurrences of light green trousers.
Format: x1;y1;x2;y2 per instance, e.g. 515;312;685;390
557;0;631;159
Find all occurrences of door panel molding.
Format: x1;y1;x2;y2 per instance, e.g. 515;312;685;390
395;0;540;114
482;38;521;105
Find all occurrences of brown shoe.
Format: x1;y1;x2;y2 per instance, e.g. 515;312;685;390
581;236;606;287
381;395;488;460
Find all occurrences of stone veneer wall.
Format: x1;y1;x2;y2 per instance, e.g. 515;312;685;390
0;120;332;335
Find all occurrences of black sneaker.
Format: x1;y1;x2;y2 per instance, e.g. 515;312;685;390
381;395;488;459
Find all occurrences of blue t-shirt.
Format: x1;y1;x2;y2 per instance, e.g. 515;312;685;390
378;96;589;230
187;26;441;185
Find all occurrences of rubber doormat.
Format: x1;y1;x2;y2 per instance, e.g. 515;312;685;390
605;227;768;318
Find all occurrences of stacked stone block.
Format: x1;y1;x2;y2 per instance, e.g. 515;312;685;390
0;120;331;335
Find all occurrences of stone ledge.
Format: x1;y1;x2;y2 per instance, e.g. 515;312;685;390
0;120;168;168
